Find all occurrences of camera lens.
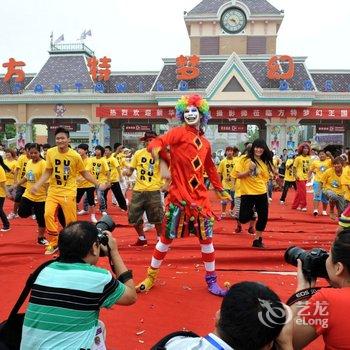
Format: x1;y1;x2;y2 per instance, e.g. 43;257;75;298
96;215;116;233
284;246;306;266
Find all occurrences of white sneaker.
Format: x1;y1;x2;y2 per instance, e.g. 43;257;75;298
31;214;36;220
280;201;285;204
322;211;328;216
6;212;16;220
0;227;10;232
77;210;88;215
101;211;108;216
313;210;318;216
301;207;307;212
90;214;97;223
143;223;155;232
268;197;272;203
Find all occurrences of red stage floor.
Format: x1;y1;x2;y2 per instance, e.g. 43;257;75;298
0;192;336;349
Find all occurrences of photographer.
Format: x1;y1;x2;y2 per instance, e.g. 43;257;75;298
20;221;136;350
290;229;350;349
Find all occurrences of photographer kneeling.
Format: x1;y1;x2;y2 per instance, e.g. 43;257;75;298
288;229;350;349
20;221;137;350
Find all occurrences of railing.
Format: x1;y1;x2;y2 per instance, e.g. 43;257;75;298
49;43;95;57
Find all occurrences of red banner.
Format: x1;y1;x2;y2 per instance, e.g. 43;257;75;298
96;106;350;120
316;125;345;133
218;124;247;133
124;124;152;132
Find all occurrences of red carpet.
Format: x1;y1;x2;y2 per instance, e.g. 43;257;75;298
0;191;336;349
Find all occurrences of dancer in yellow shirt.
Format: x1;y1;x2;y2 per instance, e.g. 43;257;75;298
16;143;49;245
31;127;103;254
217;146;238;218
0;156;10;231
3;148;17;200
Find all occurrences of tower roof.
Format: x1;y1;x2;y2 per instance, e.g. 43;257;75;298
187;0;281;16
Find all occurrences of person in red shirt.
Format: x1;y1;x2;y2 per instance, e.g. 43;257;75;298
291;229;350;349
136;95;230;296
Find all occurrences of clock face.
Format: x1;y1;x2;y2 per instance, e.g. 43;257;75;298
220;7;247;34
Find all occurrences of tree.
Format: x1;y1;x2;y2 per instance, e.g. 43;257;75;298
0;124;16;143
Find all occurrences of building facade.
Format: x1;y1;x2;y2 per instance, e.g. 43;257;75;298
0;0;349;152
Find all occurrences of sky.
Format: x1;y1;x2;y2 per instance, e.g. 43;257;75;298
0;0;349;73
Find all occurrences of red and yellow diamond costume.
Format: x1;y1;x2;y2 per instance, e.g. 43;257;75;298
136;95;230;296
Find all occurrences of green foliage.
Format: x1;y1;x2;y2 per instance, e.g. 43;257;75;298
0;124;16;142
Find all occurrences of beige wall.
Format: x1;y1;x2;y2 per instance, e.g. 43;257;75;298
220;36;247;55
266;36;277;54
190;37;200;55
0;105;19;121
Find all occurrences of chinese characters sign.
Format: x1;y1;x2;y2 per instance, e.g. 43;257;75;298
267;55;295;80
176;55;200;80
2;58;26;82
96;107;350;120
87;56;111;81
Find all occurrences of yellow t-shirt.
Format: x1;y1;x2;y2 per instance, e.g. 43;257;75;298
4;159;17;186
293;155;311;181
46;147;85;197
130;148;162;191
105;156;120;183
321;168;343;196
309;159;332;182
77;157;93;189
23;159;47;202
0;167;6;197
234;156;269;195
16;155;30;181
217;157;237;190
341;165;350;201
284;159;296;182
88;157;109;184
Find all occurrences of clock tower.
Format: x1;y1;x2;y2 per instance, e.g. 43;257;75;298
184;0;284;55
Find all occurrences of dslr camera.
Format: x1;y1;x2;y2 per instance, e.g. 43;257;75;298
284;246;329;280
96;214;116;247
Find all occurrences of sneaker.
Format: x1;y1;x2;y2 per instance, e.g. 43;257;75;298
0;227;10;232
37;237;49;245
143;223;155;232
101;211;108;216
6;212;16;220
296;207;302;211
268;197;272;203
77;210;88;215
130;238;147;246
234;225;242;233
45;243;58;255
322;210;328;216
248;226;255;235
301;208;307;212
313;210;319;216
220;212;226;219
229;210;235;218
31;214;36;220
280;200;285;205
90;214;97;223
252;237;264;248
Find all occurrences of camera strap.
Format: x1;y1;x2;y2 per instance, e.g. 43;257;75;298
286;287;322;306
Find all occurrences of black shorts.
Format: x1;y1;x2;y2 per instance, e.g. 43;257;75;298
14;186;26;203
18;196;45;228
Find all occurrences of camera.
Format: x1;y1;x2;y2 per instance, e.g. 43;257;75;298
96;215;116;246
284;246;329;280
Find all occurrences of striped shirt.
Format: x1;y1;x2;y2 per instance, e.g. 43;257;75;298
20;262;125;350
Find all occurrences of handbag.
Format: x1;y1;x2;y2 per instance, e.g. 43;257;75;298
0;260;55;350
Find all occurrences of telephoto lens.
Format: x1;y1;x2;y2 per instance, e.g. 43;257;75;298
284;246;329;280
96;215;117;248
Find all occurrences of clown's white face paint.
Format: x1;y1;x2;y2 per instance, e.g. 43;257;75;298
184;106;200;126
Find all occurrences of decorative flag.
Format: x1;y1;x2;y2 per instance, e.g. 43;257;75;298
85;29;92;37
79;30;86;40
54;34;64;44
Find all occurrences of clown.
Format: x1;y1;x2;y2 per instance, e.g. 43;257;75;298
136;94;231;296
